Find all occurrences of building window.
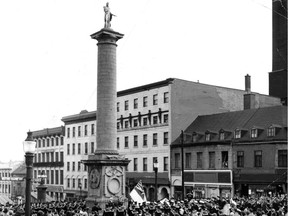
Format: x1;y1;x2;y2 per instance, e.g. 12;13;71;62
175;153;180;169
143;96;148;107
78;179;81;188
192;134;197;142
124;100;129;111
72;179;75;188
163;114;168;123
124;120;129;128
153;94;158;105
153;133;158;146
60;152;64;162
116;138;119;149
164;92;169;103
56;137;59;146
67;178;70;188
67;162;70;171
78;143;81;154
85;143;88;154
222;151;228;168
42;153;45;162
84;125;88;136
72;127;75;137
38;140;41;148
124;136;129;148
235;129;241;139
251;128;258;138
61;137;63;145
134;98;138;109
46;153;49;162
78;126;81;137
237;151;244;167
55;170;59;185
267;127;275;137
91;124;95;135
278;150;287;167
91;142;94;153
117;122;120;130
133;158;138;171
72;143;75;155
153;116;158;125
209;152;215;168
143;117;148;126
143;158;147;171
205;133;211;141
51;170;54;184
67;144;70;155
72;162;75;171
42;139;45;148
84;179;87;189
47;139;50;147
133;135;138;147
163;132;168;145
51;138;54;146
254;150;262;167
197;152;203;168
164;157;168;171
219;132;225;140
78;162;81;171
185;153;192;169
133;119;138;127
46;171;49;184
60;170;63;185
117;102;120;112
143;134;148;147
67;128;70;138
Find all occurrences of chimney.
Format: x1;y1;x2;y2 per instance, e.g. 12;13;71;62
244;74;256;110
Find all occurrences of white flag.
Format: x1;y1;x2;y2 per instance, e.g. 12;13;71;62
129;180;147;204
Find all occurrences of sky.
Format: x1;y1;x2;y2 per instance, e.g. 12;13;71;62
0;0;274;162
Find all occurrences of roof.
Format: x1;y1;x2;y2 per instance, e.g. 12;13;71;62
11;162;26;176
32;126;64;138
172;105;287;144
61;110;96;124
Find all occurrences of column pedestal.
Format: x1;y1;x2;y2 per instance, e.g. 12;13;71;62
82;154;130;209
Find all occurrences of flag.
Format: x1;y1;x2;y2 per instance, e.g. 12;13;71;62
129;180;147;204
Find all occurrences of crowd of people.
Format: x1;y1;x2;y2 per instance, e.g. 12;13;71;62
0;194;286;216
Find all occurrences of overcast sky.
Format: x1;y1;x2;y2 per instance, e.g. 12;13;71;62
0;0;273;162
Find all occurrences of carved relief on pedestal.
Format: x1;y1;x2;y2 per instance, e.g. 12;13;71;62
89;167;101;189
105;166;123;196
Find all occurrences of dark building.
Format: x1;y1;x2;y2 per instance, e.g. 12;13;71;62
269;0;287;105
171;105;287;198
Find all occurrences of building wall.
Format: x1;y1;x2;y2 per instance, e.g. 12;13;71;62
0;168;12;198
64;118;96;199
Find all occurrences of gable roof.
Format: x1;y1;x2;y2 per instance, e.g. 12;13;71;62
172;105;287;144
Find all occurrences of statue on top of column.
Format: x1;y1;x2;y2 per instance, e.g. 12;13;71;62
104;2;115;28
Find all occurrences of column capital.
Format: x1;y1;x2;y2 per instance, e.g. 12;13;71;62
91;28;124;44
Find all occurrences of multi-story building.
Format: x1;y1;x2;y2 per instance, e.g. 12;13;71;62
32;126;65;201
60;77;280;201
116;78;280;201
171;105;287;199
0;167;12;198
61;110;96;201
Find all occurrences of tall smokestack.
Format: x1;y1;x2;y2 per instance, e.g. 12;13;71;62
245;74;251;93
244;74;256;110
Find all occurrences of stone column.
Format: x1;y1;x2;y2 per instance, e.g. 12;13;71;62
92;28;123;155
82;28;130;210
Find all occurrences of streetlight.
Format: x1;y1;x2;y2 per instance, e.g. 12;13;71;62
23;131;36;216
153;159;159;202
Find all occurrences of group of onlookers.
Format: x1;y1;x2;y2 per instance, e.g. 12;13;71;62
0;194;286;216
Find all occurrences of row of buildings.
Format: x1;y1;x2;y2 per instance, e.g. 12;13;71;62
3;0;287;203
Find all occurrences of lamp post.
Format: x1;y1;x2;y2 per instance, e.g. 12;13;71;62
23;131;36;216
153;159;159;202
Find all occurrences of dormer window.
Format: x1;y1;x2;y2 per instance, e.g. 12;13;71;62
267;127;275;137
219;132;225;140
251;128;258;138
235;129;241;139
192;132;197;142
205;133;210;141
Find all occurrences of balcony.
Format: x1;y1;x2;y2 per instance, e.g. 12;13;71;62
33;162;64;167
